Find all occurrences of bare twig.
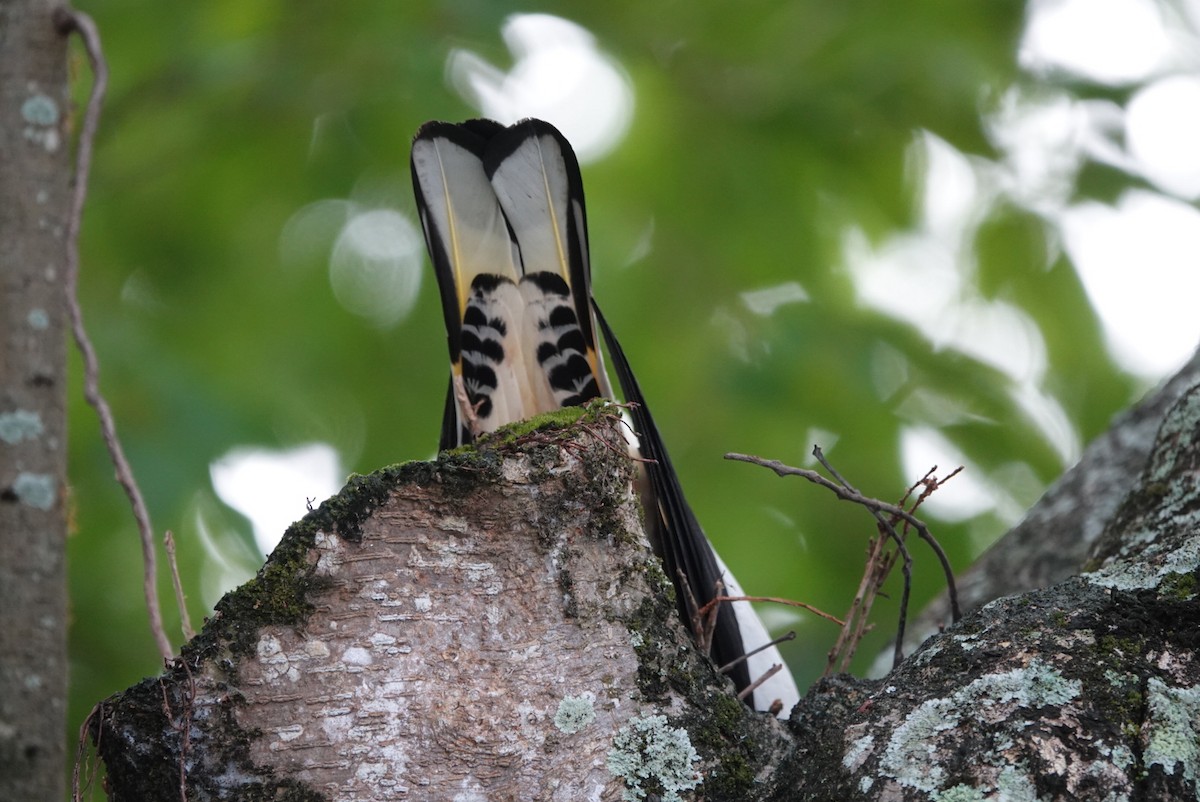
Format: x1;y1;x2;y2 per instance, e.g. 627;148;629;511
699;595;843;626
71;702;102;801
726;448;963;672
735;663;784;701
675;568;709;653
717;630;797;674
811;446;914;668
827;532;887;675
55;7;173;660
725;450;962;621
164;531;195;641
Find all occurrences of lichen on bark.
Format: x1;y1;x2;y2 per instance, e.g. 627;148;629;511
93;410;790;802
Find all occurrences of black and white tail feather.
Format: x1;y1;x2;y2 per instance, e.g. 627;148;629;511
411;118;799;716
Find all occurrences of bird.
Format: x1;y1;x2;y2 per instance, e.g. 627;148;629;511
410;117;799;715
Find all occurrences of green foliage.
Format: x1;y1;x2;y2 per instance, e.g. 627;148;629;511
68;0;1153;787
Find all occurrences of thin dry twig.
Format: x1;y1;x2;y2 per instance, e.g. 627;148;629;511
810;446;914;668
735;663;784;702
164;531;195;641
699;594;843;626
726;448;963;671
726;449;962;621
717;630;797;674
828;530;887;674
71;702;102;801
55;7;173;660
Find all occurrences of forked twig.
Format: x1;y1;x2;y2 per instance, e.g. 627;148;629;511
726;447;962;672
810;446;914;668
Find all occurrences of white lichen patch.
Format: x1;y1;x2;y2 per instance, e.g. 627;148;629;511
13;472;55;510
1089;535;1200;591
1144;677;1200;788
21;93;60;152
994;764;1040;802
501;459;531;483
606;714;701;802
313;529;339;573
879;660;1080;794
933;784;988;802
0;409;44;444
342;646;373;666
21;93;58;125
27;308;49;330
255;633;304;682
882;697;957;791
554;693;596;734
274;723;304;742
843;733;875;771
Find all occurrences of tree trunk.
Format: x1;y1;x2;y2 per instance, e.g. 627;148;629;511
0;3;72;800
93;373;1200;800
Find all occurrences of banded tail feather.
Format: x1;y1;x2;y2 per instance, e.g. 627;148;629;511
411;118;610;449
411;118;799;715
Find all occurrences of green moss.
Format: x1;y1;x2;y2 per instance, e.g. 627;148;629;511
1067;634;1147;746
683;692;759;798
1159;571;1197;600
1097;634;1145;658
480;405;590;442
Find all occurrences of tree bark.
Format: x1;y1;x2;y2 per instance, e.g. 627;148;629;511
93;376;1200;800
0;3;72;800
790;379;1200;800
93;411;789;801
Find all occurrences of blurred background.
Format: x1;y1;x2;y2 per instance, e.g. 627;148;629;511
69;0;1200;774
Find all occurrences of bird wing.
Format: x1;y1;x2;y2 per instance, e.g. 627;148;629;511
591;300;752;698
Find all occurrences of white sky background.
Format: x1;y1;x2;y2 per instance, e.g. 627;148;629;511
208;3;1200;597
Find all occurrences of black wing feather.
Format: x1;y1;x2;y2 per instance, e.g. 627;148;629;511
591;300;751;695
